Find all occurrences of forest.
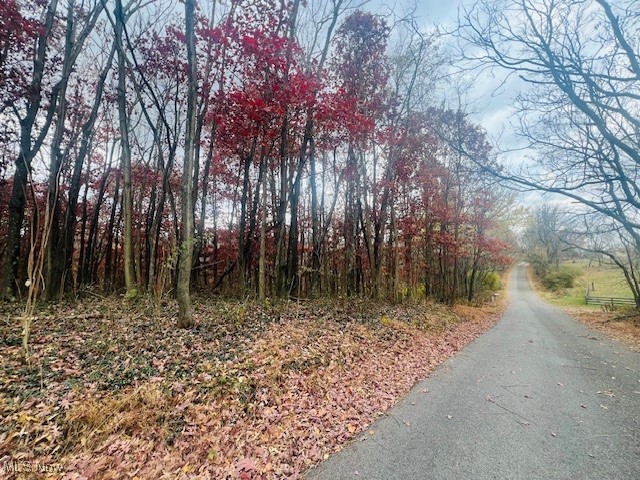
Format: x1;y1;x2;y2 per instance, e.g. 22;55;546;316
2;1;639;478
0;0;513;329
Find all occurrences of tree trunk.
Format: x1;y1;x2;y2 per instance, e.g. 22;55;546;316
274;120;289;297
194;123;217;287
45;0;103;299
114;0;137;299
176;0;198;328
1;0;59;298
286;118;313;295
60;45;115;292
238;139;256;294
104;171;121;289
258;156;267;303
309;137;321;295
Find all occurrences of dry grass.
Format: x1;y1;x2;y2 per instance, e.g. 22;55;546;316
60;383;177;453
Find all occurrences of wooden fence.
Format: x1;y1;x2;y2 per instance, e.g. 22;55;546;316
585;295;637;308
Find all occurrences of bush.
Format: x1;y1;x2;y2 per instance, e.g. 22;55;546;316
482;271;502;291
542;266;580;291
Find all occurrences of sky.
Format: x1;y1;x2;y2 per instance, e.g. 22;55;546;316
417;1;524;150
381;0;546;206
325;0;544;206
413;0;461;23
365;1;525;153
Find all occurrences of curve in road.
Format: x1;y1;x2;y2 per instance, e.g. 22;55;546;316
306;265;640;480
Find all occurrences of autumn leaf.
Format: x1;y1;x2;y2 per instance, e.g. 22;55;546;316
0;297;502;479
235;457;256;473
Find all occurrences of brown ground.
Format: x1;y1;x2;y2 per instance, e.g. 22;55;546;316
561;307;640;352
0;293;507;480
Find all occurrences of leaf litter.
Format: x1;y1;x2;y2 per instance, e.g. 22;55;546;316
0;297;504;479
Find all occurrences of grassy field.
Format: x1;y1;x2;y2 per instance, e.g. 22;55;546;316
535;259;635;308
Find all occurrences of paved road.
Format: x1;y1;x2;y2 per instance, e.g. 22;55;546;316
307;266;640;479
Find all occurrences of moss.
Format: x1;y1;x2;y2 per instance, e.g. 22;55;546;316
124;287;139;302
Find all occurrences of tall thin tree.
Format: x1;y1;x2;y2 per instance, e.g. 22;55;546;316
176;0;198;328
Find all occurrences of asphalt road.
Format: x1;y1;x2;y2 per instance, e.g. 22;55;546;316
306;265;640;479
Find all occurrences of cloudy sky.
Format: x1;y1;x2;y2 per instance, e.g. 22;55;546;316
419;0;523;149
413;0;462;23
422;1;534;166
326;0;534;177
375;0;544;205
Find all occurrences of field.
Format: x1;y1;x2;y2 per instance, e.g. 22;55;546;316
534;260;635;307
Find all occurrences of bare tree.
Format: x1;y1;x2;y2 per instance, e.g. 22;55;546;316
458;0;640;304
522;204;569;277
1;0;59;298
45;0;104;299
113;0;138;299
176;0;198;328
563;212;640;307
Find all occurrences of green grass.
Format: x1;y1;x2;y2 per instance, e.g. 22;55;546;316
537;259;634;308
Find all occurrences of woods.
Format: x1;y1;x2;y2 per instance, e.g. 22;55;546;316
3;2;640;478
0;0;511;317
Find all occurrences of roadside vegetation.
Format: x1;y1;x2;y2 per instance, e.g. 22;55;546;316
534;260;633;307
0;291;507;479
522;202;639;349
528;261;639;350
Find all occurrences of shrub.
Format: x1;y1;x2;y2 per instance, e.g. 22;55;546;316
482;271;502;291
542;266;580;291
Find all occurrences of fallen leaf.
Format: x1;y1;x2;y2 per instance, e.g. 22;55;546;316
235;457;256;473
1;297;504;480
